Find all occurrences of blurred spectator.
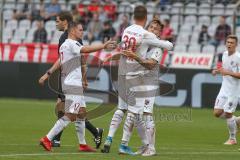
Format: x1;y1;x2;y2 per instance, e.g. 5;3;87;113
198;25;211;46
30;0;45;21
103;0;117;21
99;20;116;43
98;6;107;22
44;0;61;21
117;14;130;41
160;19;173;42
85;13;102;43
71;5;81;22
13;0;32;20
213;16;231;46
33;20;47;43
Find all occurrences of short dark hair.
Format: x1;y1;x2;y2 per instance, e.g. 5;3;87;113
67;21;82;33
146;19;162;30
134;5;147;21
227;35;238;43
57;11;73;23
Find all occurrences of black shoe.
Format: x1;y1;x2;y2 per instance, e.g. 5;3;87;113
101;144;111;153
94;128;104;149
51;140;61;147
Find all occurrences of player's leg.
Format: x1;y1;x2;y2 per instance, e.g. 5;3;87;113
223;97;238;145
101;97;127;153
52;96;65;147
85;119;104;149
119;111;136;155
76;106;96;152
40;112;74;151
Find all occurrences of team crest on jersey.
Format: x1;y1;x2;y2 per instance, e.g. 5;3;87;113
145;99;150;105
229;102;233;107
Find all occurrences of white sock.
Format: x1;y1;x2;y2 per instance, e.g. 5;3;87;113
226;117;237;140
46;116;70;140
108;109;124;137
136;114;148;146
234;116;240;127
143;115;155;150
75;118;86;145
121;112;135;146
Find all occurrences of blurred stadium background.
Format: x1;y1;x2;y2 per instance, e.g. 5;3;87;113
1;0;240;159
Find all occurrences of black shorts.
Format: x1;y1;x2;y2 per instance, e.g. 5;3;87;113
58;70;65;102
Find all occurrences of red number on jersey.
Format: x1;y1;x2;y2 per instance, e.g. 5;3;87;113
122;35;137;52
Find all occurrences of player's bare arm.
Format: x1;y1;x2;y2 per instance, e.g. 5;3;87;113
217;68;240;78
81;55;88;90
102;52;122;63
122;50;157;70
81;40;117;53
38;58;61;86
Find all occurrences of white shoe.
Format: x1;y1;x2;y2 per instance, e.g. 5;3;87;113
142;147;156;156
135;145;148;155
224;139;237;145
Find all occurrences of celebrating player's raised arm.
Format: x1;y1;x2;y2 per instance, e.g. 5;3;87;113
143;32;173;50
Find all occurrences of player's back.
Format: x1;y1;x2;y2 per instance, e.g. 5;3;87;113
119;24;155;75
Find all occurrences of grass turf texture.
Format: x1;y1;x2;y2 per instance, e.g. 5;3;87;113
0;98;240;160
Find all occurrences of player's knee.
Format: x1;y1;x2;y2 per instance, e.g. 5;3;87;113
225;112;233;119
213;110;223;118
65;113;77;122
119;109;127;113
78;107;86;119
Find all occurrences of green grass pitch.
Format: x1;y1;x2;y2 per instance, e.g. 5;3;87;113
0;98;240;160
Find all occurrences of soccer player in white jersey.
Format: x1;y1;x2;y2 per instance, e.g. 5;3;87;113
39;22;115;152
212;35;240;145
101;6;173;155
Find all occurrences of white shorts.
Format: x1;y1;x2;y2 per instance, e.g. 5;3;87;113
65;94;86;114
214;94;238;113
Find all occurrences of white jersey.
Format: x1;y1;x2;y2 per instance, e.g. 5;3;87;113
119;24;172;76
59;39;83;87
219;51;240;97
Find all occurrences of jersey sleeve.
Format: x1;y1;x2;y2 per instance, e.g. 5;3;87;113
143;32;173;50
149;48;162;62
71;42;83;55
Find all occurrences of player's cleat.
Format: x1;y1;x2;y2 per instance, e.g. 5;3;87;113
94;128;104;149
135;145;148;155
101;136;112;153
79;144;96;152
142;147;156;156
40;136;52;151
51;140;61;147
224;139;237;145
118;144;135;155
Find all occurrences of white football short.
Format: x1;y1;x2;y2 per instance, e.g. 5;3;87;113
214;93;238;113
65;94;86;114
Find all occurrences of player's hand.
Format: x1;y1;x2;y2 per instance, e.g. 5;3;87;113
218;68;229;76
104;40;117;51
122;50;137;59
38;74;49;86
82;80;88;91
211;69;218;76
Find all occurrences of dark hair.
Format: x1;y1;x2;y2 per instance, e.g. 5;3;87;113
227;35;238;43
57;11;73;23
67;21;82;33
134;5;147;21
146;19;162;29
164;19;170;24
